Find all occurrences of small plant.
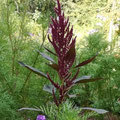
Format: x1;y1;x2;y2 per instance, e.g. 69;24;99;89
19;0;103;107
19;101;104;120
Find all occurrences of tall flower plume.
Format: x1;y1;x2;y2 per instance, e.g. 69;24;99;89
19;0;99;107
48;0;76;79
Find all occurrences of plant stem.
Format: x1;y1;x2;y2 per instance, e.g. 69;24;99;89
6;0;15;76
0;72;13;93
20;28;46;93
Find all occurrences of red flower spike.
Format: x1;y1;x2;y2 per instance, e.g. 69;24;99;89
46;0;79;106
49;0;76;79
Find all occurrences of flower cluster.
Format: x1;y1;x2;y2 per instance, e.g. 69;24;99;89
36;115;46;120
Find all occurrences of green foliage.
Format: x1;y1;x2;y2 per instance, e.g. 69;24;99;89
70;33;120;116
0;0;51;119
30;0;55;28
84;33;108;52
0;91;23;120
0;0;120;119
39;101;98;120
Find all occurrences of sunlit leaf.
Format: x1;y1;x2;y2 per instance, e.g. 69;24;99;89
80;107;108;114
18;107;41;111
18;61;48;79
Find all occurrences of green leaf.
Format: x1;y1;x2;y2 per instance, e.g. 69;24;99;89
73;76;103;84
18;61;48;79
80;107;108;114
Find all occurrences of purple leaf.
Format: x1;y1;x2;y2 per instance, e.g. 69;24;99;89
64;44;76;63
75;53;98;68
37;51;55;63
47;73;60;89
46;63;59;71
18;61;48;79
73;76;103;84
44;47;57;56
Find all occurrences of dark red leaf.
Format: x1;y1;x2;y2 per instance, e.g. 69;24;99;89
18;61;48;79
46;63;59;71
57;0;61;14
37;50;55;63
47;73;60;89
44;47;57;56
73;76;103;84
64;44;76;61
75;53;98;68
